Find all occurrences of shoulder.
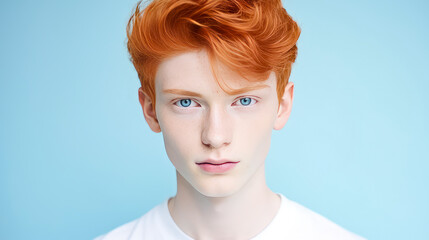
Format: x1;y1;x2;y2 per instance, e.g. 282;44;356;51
279;194;366;240
93;201;166;240
93;218;139;240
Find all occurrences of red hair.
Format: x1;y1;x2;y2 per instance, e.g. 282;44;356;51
126;0;301;110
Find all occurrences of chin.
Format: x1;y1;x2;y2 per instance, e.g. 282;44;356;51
196;187;238;198
191;177;245;198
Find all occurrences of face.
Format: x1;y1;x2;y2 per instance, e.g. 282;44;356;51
140;49;293;198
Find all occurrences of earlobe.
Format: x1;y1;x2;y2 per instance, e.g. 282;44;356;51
138;88;161;133
273;82;294;130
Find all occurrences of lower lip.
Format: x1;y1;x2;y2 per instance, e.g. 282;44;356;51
196;162;239;173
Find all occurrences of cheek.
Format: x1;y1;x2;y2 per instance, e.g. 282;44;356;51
233;108;275;162
237;108;274;141
158;110;202;163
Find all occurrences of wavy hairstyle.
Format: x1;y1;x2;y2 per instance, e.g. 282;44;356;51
126;0;301;111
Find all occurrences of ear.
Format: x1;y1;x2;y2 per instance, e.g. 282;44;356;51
273;82;294;130
138;87;161;133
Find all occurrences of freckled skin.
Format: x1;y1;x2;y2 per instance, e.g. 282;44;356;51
155;50;280;197
138;49;294;238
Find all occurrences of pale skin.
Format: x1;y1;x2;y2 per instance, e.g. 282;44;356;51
138;49;294;240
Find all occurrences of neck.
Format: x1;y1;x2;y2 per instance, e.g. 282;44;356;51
168;164;281;240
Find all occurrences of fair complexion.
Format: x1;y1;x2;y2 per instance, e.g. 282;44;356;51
138;49;294;239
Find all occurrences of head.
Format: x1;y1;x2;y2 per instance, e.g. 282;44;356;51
126;0;300;197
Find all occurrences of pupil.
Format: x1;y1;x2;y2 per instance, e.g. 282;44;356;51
240;98;251;105
180;99;191;107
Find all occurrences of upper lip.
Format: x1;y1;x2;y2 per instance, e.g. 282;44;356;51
196;159;240;165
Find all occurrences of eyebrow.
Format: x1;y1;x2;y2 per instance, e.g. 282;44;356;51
162;84;270;97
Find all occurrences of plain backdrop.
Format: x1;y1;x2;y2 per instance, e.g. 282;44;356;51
1;0;428;239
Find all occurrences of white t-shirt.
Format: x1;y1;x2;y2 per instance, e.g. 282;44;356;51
94;194;365;240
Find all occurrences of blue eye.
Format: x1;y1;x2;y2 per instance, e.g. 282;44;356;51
237;97;255;106
176;99;193;107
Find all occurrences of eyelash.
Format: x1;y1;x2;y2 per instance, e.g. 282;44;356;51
173;97;258;108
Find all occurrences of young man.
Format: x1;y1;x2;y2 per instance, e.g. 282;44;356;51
95;0;364;239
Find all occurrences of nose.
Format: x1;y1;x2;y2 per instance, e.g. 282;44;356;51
201;105;232;149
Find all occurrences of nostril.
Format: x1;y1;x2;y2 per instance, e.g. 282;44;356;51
202;130;232;148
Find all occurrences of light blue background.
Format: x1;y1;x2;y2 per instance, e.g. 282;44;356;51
1;0;428;239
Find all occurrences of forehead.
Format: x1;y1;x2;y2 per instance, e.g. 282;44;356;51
155;50;275;94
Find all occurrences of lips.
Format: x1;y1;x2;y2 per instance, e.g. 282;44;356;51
196;159;240;173
196;159;239;165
